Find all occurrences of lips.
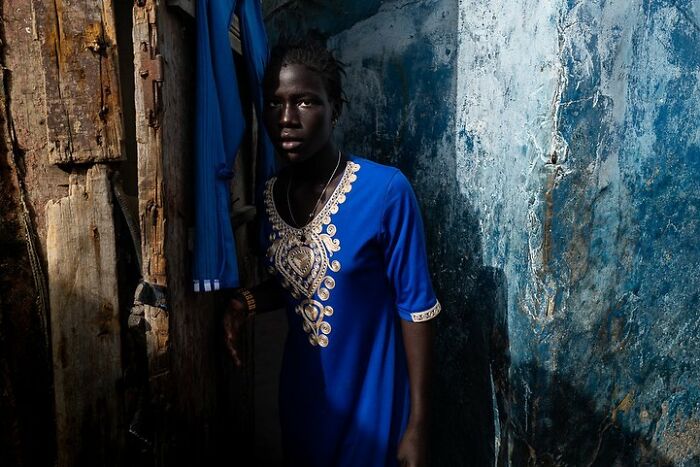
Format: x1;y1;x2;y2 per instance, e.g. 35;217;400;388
278;135;304;150
281;141;303;150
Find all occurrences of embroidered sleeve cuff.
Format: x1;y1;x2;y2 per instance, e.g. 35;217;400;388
406;301;442;322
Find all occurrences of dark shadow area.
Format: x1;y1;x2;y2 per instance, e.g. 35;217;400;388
246;309;430;467
114;0;138;198
0;135;55;467
417;153;510;467
253;308;287;466
0;8;55;465
430;264;510;467
509;360;678;466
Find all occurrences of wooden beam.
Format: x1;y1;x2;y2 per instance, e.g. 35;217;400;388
32;0;125;164
46;164;124;467
133;0;167;285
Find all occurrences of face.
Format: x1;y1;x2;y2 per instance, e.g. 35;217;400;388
263;64;336;164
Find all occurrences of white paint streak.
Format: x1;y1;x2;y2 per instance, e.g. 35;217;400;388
455;0;563;324
455;0;700;328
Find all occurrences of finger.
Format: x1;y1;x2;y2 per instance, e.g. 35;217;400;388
230;347;242;367
232;351;242;368
225;339;242;367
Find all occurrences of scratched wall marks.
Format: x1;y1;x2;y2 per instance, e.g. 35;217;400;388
456;0;700;464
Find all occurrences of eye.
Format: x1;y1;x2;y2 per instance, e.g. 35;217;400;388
266;100;282;108
298;99;314;108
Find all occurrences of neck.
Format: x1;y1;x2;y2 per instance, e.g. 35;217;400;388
289;143;343;183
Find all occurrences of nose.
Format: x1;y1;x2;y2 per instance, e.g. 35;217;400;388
280;102;299;127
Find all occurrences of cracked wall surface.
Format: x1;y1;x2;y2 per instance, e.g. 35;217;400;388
456;0;700;464
265;0;700;464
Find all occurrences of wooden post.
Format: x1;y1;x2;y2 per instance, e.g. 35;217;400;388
46;165;125;467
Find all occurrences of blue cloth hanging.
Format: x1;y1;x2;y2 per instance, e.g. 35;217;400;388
193;0;275;292
237;0;277;254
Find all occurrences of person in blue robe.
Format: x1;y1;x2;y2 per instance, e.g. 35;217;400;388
223;39;441;467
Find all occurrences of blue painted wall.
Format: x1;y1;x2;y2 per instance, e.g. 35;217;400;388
264;1;700;464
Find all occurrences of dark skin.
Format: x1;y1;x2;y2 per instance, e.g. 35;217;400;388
222;63;435;467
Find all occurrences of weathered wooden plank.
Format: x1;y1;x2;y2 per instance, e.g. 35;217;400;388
33;0;125;164
131;6;172;464
46;164;124;467
133;0;166;285
0;60;55;467
2;0;68;243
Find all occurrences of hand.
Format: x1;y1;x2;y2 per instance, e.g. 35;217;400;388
222;297;250;367
397;422;429;467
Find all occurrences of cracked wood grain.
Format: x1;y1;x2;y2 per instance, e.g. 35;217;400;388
33;0;124;164
46;165;124;467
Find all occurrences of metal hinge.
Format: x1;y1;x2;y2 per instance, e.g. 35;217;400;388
138;46;163;128
136;2;163;129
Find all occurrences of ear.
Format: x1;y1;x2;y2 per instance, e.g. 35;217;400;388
331;103;342;125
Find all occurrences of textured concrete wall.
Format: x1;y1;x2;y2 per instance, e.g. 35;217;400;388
457;1;700;464
265;1;700;465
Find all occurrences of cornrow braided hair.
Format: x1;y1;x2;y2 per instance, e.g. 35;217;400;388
265;37;348;119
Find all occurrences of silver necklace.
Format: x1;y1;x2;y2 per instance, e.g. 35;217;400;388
286;150;342;231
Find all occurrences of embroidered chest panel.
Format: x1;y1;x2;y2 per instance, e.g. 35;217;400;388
264;161;361;347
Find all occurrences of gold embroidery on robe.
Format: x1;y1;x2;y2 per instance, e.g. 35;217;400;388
410;301;442;322
264;161;361;347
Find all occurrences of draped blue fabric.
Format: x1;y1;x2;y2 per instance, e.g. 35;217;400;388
238;0;276;192
193;0;274;292
237;0;278;259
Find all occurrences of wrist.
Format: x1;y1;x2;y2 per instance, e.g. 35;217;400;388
407;412;430;430
233;287;257;315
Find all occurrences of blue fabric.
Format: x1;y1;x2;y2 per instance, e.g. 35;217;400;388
236;0;277;260
237;0;276;191
193;0;274;292
262;155;440;466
